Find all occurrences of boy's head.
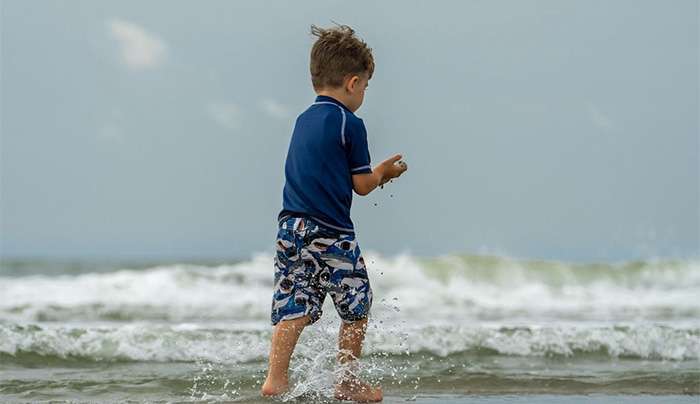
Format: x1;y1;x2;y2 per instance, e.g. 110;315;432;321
310;24;374;112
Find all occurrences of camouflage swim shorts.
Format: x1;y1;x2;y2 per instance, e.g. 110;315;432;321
270;215;373;326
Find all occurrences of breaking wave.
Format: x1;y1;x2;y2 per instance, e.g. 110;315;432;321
1;321;698;365
1;253;698;322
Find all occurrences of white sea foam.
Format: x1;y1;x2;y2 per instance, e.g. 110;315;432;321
1;321;698;363
1;253;698;322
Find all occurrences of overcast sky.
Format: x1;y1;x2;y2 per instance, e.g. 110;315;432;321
1;0;698;263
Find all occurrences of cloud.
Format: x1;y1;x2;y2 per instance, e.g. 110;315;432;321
98;125;124;142
97;109;125;142
259;98;291;120
587;104;613;130
207;103;242;130
108;19;166;69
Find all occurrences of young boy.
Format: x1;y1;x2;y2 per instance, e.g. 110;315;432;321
261;24;407;402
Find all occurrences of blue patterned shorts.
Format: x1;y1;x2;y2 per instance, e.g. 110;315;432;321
271;215;373;326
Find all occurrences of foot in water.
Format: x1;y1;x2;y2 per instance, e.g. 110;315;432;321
260;379;289;397
334;378;383;402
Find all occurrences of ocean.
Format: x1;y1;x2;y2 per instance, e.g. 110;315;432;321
1;253;698;403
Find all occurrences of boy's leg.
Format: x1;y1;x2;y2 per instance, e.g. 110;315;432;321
321;230;380;401
335;317;382;402
264;216;328;396
337;316;367;369
261;315;310;396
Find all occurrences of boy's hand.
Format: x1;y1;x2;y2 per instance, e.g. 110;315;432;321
378;154;407;185
352;153;407;196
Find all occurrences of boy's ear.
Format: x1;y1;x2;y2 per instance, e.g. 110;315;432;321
345;75;360;93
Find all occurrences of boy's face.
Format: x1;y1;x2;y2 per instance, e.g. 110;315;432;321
345;73;369;112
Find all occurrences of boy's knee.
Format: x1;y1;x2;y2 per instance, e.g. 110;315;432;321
341;315;368;328
280;314;311;327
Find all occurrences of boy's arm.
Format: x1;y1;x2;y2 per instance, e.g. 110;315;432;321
352;154;407;196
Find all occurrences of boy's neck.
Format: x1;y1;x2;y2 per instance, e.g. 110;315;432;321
316;89;352;110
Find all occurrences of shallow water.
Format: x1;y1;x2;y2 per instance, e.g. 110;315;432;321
1;253;698;402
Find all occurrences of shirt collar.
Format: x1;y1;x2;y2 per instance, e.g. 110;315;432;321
314;95;352;113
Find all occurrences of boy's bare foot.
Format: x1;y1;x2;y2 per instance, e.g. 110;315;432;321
334;378;383;402
260;379;289;397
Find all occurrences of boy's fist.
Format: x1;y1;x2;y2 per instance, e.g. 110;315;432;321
382;154;407;180
354;154;407;194
392;160;408;178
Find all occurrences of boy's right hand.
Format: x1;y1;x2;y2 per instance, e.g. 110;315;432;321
352;153;407;196
379;154;407;183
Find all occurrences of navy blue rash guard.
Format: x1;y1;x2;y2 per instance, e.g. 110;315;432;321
278;95;372;233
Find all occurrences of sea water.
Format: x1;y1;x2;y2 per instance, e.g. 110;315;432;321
1;253;698;402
